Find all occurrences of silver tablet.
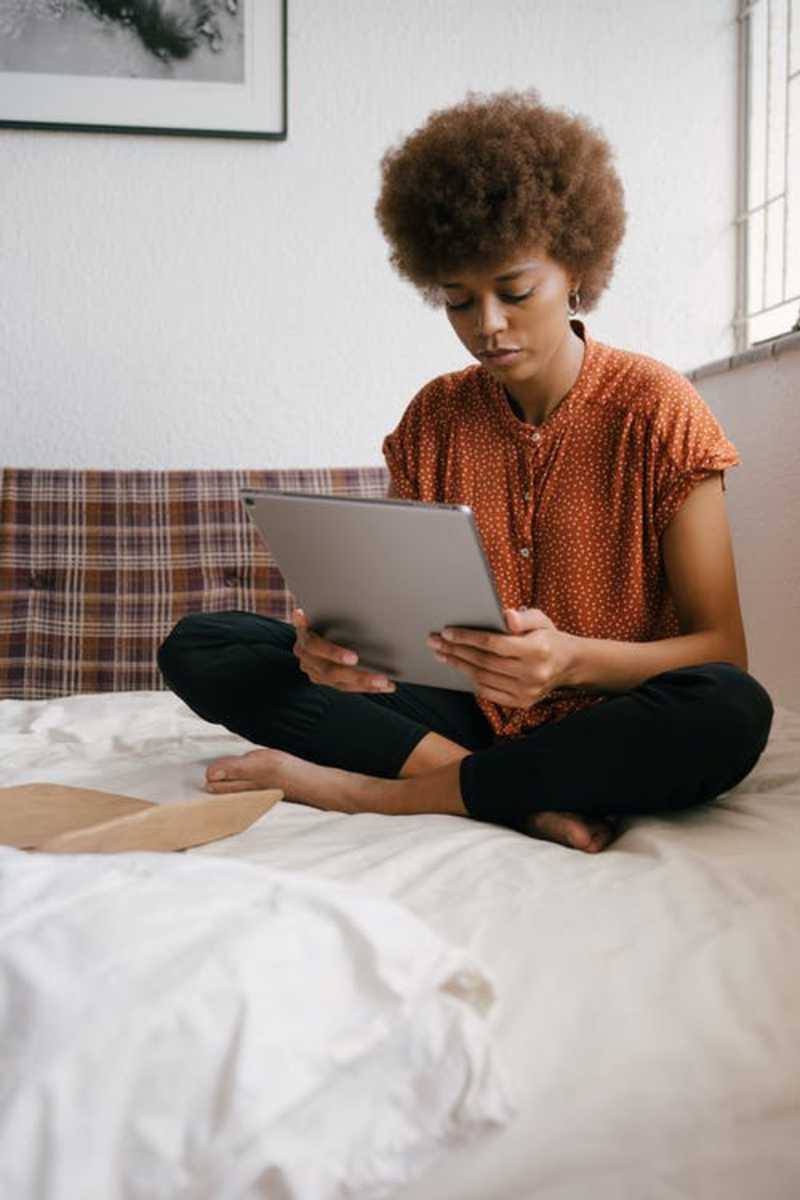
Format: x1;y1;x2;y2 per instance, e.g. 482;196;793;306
240;488;508;693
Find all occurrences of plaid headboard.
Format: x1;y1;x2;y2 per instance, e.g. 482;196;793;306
0;467;389;700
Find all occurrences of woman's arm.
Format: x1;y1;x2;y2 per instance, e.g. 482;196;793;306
428;475;749;704
565;474;749;692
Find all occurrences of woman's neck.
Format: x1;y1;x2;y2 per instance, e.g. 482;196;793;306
504;324;585;425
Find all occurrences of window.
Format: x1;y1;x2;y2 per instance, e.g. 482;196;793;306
736;0;800;350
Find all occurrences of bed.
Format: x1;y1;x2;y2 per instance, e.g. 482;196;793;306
2;467;800;1200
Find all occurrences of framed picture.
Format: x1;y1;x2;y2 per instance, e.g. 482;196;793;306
0;0;287;140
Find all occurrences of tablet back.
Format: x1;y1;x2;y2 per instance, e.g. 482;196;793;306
241;490;508;692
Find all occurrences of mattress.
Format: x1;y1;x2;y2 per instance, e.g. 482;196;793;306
2;689;800;1200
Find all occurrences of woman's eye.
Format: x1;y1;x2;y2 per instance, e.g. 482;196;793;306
445;288;535;312
501;289;535;304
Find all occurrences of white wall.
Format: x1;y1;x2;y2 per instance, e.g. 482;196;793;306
1;0;738;470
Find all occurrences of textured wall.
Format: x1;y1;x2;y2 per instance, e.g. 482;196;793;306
1;0;737;470
694;346;800;712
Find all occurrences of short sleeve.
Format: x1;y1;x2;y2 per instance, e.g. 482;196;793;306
382;409;419;500
652;377;741;539
382;376;450;502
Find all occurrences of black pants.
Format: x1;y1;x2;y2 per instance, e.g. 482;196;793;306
156;611;774;832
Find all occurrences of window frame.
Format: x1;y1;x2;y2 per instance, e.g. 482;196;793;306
735;0;800;352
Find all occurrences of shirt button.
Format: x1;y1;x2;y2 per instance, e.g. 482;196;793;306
520;547;530;559
531;430;542;443
523;491;531;502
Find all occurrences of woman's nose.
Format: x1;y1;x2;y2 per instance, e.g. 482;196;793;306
474;296;508;336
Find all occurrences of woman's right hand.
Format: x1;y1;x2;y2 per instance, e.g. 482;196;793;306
291;609;396;693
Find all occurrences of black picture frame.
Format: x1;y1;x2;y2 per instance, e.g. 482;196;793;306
0;0;287;141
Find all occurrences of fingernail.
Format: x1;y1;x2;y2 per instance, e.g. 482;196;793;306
433;652;447;662
209;769;226;781
342;652;358;665
441;629;454;641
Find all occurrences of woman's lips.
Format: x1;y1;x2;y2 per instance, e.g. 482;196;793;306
478;348;523;367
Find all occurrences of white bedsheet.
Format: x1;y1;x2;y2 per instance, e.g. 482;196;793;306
2;690;800;1200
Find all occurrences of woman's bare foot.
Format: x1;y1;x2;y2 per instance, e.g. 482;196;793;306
524;810;620;853
207;749;279;793
206;749;360;810
206;750;621;852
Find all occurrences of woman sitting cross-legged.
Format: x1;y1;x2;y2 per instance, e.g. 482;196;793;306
157;89;774;853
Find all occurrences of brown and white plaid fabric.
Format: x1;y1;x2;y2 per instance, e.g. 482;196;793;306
0;467;389;700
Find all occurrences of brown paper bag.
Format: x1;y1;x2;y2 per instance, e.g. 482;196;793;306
0;783;283;853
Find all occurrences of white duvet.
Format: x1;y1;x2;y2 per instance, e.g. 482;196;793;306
0;698;514;1200
0;849;513;1200
2;689;800;1200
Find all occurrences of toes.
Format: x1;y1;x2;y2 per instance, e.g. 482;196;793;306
206;757;239;782
205;750;279;794
206;752;267;783
569;818;616;853
205;779;257;794
582;826;614;853
574;816;615;850
205;756;256;793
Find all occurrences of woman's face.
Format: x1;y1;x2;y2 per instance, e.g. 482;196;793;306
438;246;578;381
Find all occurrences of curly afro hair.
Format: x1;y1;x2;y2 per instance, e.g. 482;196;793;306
375;89;627;312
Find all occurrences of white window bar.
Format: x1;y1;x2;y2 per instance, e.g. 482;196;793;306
735;0;800;351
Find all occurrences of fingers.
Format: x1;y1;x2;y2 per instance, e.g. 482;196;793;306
292;608;357;665
503;607;556;634
305;629;359;668
428;634;548;706
297;650;393;691
436;626;518;657
292;608;355;667
299;650;396;693
291;607;309;631
430;647;521;703
315;667;396;692
429;635;519;678
291;609;395;693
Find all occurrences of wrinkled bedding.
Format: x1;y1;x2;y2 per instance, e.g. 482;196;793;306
2;690;800;1199
0;846;512;1200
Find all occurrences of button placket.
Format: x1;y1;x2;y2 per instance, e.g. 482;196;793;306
517;424;541;572
525;435;539;577
523;428;541;513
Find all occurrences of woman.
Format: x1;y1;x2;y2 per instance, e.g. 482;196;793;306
158;90;774;853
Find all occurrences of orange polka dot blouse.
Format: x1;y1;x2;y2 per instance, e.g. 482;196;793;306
382;318;741;740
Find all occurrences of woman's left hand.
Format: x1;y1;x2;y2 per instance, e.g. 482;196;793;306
428;608;578;708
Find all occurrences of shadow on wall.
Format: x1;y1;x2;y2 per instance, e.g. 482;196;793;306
693;341;800;712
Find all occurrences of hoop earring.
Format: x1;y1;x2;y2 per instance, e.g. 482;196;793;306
567;288;581;317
